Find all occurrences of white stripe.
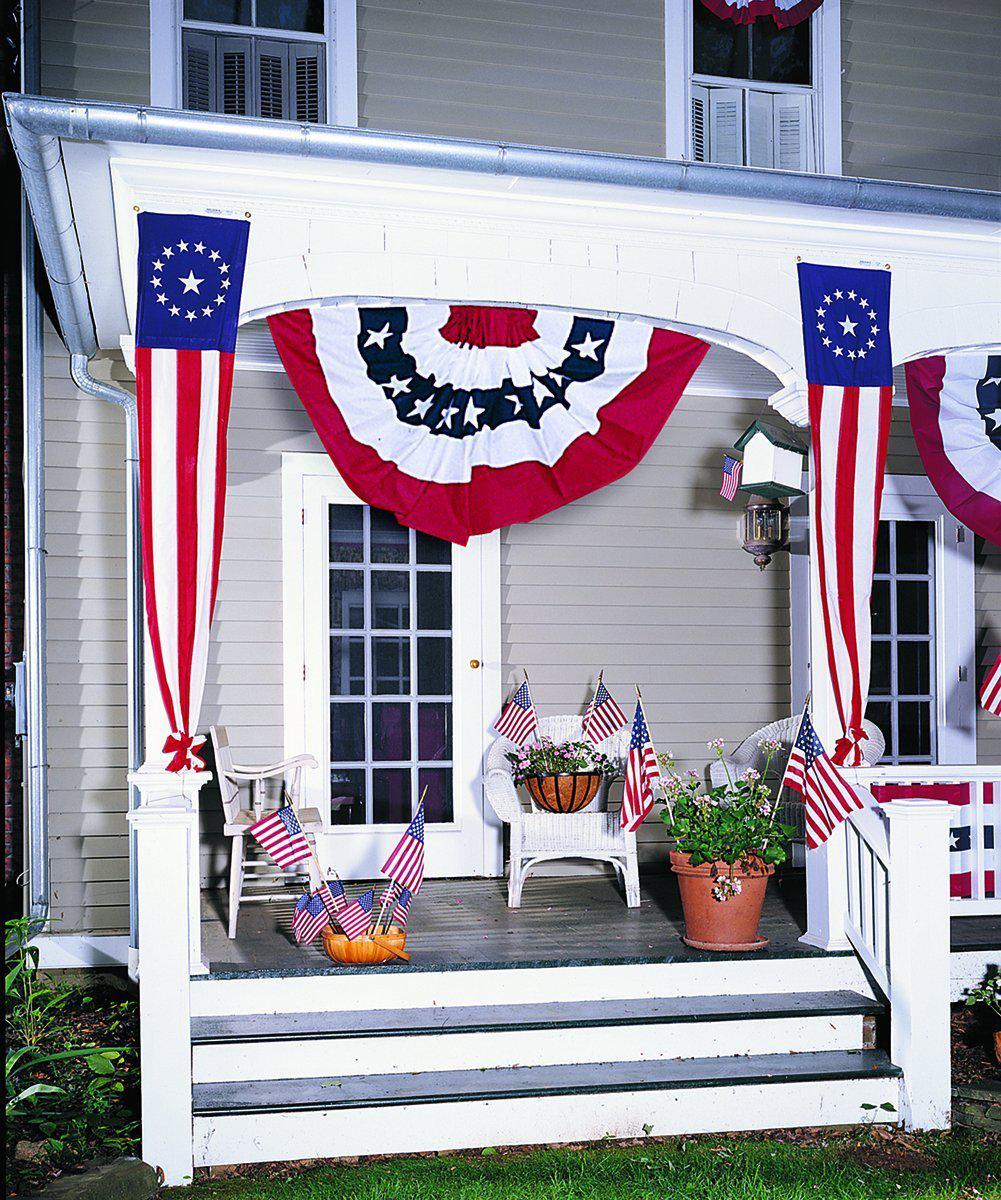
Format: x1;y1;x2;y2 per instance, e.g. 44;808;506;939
150;349;181;727
188;351;221;736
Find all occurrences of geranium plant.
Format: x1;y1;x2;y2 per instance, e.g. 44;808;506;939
657;738;796;901
507;737;616;785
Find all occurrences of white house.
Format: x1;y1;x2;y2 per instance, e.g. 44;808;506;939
5;0;1000;1185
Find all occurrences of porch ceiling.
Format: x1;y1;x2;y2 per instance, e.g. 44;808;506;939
7;94;1000;426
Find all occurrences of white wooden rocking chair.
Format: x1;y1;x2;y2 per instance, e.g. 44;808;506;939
209;725;321;938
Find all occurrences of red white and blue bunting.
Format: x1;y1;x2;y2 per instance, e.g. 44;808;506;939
268;304;708;544
905;353;1001;549
697;0;824;27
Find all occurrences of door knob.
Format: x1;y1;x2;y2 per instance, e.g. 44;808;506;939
469;659;481;669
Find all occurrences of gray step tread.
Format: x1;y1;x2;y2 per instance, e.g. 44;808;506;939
191;990;881;1045
192;1049;900;1116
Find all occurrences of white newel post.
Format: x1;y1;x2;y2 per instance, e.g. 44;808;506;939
127;777;203;1186
884;799;953;1130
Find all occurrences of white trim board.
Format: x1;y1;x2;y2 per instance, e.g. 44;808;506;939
31;934;130;970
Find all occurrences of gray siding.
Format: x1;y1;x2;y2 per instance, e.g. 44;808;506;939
356;0;665;156
41;0;150;105
841;0;1001;191
976;539;1001;766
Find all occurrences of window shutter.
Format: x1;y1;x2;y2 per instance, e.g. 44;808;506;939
182;30;216;113
745;89;774;169
217;35;253;117
772;93;814;173
291;42;326;123
690;83;710;163
256;38;290;121
708;88;745;166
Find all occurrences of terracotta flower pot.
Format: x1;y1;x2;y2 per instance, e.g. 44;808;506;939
670;851;774;951
322;926;407;965
523;771;602;814
994;1029;1001;1066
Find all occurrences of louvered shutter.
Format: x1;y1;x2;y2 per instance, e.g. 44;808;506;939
291;42;325;123
708;88;745;166
772;93;814;172
256;39;290;120
690;84;710;163
745;89;774;169
182;30;216;113
217;35;253;117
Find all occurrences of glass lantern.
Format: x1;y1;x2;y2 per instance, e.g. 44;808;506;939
740;495;789;570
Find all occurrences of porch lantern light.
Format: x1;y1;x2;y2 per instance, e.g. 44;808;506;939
740;494;789;571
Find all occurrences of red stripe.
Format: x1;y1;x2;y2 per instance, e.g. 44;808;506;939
175;350;202;735
210;353;235;619
135;347;178;734
834;386;863;732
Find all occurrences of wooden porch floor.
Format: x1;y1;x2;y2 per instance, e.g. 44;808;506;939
200;869;999;978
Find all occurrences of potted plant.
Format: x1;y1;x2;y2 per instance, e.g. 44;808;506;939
657;738;795;951
964;969;1001;1064
508;737;617;814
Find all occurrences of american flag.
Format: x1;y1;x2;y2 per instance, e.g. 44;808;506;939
318;878;347;919
134;213;249;773
291;890;330;945
981;653;1001;716
799;262;893;767
381;799;426;893
249;805;312;869
621;700;660;833
390;886;413;929
495;678;539;744
582;676;627;743
337;888;374;940
781;709;864;849
720;454;742;502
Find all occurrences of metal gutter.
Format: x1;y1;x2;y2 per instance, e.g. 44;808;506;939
5;92;1000;228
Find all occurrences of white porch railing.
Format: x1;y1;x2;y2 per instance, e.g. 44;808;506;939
842;795;954;1129
852;766;1000;916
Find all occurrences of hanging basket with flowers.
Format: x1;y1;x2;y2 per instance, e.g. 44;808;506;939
507;737;618;814
658;738;795;951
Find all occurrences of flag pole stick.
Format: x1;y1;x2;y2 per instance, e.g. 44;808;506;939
524;669;540;745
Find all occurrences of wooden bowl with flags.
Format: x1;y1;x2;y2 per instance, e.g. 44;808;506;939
321;926;408;965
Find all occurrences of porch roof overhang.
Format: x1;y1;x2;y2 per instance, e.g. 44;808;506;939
6;93;1000;425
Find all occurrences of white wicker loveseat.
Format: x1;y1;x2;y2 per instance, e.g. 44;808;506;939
485;714;637;908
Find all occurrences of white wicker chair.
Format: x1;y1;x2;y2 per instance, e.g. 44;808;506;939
708;715;885;847
485;714;637;908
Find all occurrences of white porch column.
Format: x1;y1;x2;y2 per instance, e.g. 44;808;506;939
801;461;852;951
885;799;954;1130
126;795;198;1186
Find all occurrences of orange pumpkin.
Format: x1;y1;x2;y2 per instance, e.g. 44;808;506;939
322;926;408;964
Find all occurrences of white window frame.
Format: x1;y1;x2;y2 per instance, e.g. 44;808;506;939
665;0;842;174
149;0;358;126
791;474;978;766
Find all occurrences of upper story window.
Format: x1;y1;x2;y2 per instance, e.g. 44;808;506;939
690;4;815;171
182;0;326;121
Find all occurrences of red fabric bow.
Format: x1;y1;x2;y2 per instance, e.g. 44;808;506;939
833;725;868;768
163;732;207;773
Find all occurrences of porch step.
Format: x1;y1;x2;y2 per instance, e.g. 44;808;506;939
191;990;882;1082
191;1050;901;1166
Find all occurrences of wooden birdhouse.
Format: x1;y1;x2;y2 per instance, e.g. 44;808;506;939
733;420;807;499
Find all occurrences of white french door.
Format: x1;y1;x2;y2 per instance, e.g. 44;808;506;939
282;454;502;880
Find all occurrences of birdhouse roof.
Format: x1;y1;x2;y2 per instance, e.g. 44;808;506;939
734;420;808;456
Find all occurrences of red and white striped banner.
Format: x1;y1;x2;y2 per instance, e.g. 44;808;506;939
698;0;824;27
982;653;1001;717
134;213;250;771
808;384;893;766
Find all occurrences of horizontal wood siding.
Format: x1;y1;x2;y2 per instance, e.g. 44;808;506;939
356;0;665;156
841;0;1001;190
41;0;150;105
976;539;1001;766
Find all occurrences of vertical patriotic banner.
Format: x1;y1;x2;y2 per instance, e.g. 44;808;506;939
798;263;894;767
134;213;250;771
981;653;1001;717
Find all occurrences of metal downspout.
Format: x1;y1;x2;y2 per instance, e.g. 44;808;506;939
68;356;144;978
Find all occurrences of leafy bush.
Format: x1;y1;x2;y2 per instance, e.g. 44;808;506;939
964;967;1001;1021
507;737;617;786
5;917;140;1193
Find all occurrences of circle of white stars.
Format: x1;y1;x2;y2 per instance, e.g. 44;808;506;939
813;288;880;363
148;239;232;323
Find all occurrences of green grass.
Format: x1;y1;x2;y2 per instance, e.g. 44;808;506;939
171;1134;1001;1200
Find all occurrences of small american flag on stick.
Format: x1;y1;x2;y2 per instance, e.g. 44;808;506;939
621;696;661;833
318;878;347;920
248;805;312;869
291;891;330;945
391;886;413;929
720;454;742;502
582;674;627;744
981;653;1001;717
381;799;426;893
337;889;374;940
781;708;864;849
495;677;539;744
